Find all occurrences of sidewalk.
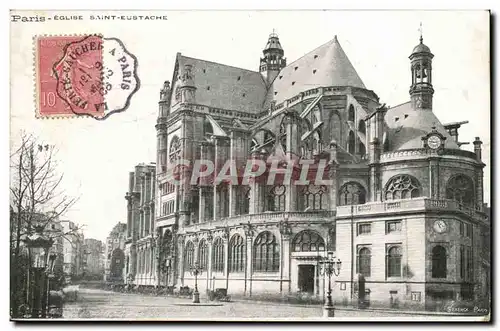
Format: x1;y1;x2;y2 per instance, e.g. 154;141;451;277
231;298;473;317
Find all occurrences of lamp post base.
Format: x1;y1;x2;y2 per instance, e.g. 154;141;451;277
192;290;200;303
323;305;335;318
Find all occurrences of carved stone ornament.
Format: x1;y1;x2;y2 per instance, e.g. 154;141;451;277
206;231;213;243
221;227;229;240
160;81;170;101
181;64;194;83
278;219;293;236
175;86;181;101
244;222;255;237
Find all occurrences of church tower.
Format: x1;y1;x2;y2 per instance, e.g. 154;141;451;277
259;31;286;84
409;33;434;110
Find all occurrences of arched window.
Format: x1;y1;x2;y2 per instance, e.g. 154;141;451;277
198;239;208;271
339;182;366;206
358;120;366;135
303;184;327;210
348;105;355;122
446;175;475;207
204;189;214;221
329;111;342;144
348;130;355;154
357;247;371;277
432;245;447;278
383;132;390;152
387;246;402;277
358;141;366;156
385;175;421;200
184;241;194;271
190;190;199;224
217;185;229;218
169;136;181;163
253;231;280;272
266;185;286;212
212;237;225;272
238;187;250;215
229;234;246;273
292;230;325;252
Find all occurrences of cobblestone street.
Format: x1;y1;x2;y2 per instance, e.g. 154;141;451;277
62;288;469;321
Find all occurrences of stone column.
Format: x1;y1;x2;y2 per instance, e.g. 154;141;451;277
196;144;206;223
178;236;185;286
429;158;439;199
155;229;162;287
179;113;194;215
279;222;292;294
245;228;254;296
199;187;208;223
229;185;237;217
130;192;141;278
249;152;265;214
206;233;213;293
223;230;230;290
229;131;246;217
328;162;338;209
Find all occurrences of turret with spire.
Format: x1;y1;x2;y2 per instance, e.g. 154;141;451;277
260;30;287;85
409;24;434;110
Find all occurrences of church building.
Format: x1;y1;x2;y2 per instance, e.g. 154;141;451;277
149;32;489;309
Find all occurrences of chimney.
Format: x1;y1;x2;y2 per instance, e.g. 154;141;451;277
473;137;482;161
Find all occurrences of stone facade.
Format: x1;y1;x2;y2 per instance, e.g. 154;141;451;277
104;223;127;282
151;33;489;309
124;163;157;286
83;238;104;279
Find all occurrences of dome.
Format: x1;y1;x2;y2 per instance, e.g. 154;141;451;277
411;37;431;55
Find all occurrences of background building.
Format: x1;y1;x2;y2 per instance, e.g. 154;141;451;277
83;238;105;280
124;163;157;286
152;32;490;309
61;220;85;279
104;223;127;282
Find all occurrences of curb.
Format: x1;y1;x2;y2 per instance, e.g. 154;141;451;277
230;299;466;316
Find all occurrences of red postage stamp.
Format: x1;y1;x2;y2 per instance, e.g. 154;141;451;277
35;35;139;120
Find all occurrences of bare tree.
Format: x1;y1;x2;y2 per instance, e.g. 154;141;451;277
10;132;80;317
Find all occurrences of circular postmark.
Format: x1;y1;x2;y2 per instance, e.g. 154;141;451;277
52;35;139;120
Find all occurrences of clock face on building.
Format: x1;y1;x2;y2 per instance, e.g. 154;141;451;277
427;135;442;150
433;220;447;234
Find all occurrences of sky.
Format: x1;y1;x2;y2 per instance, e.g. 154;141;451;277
9;10;490;242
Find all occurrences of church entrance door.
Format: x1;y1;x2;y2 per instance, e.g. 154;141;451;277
298;265;315;294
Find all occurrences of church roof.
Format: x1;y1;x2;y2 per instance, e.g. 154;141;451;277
384;102;459;151
176;54;267;113
270;36;366;104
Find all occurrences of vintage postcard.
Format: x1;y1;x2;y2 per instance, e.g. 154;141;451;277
9;10;491;322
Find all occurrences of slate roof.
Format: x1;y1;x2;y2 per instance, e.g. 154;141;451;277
384;102;459;151
270;36;366;104
176;55;268;113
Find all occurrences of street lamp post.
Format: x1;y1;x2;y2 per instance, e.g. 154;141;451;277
190;262;203;304
45;253;57;318
319;251;342;318
25;224;54;318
